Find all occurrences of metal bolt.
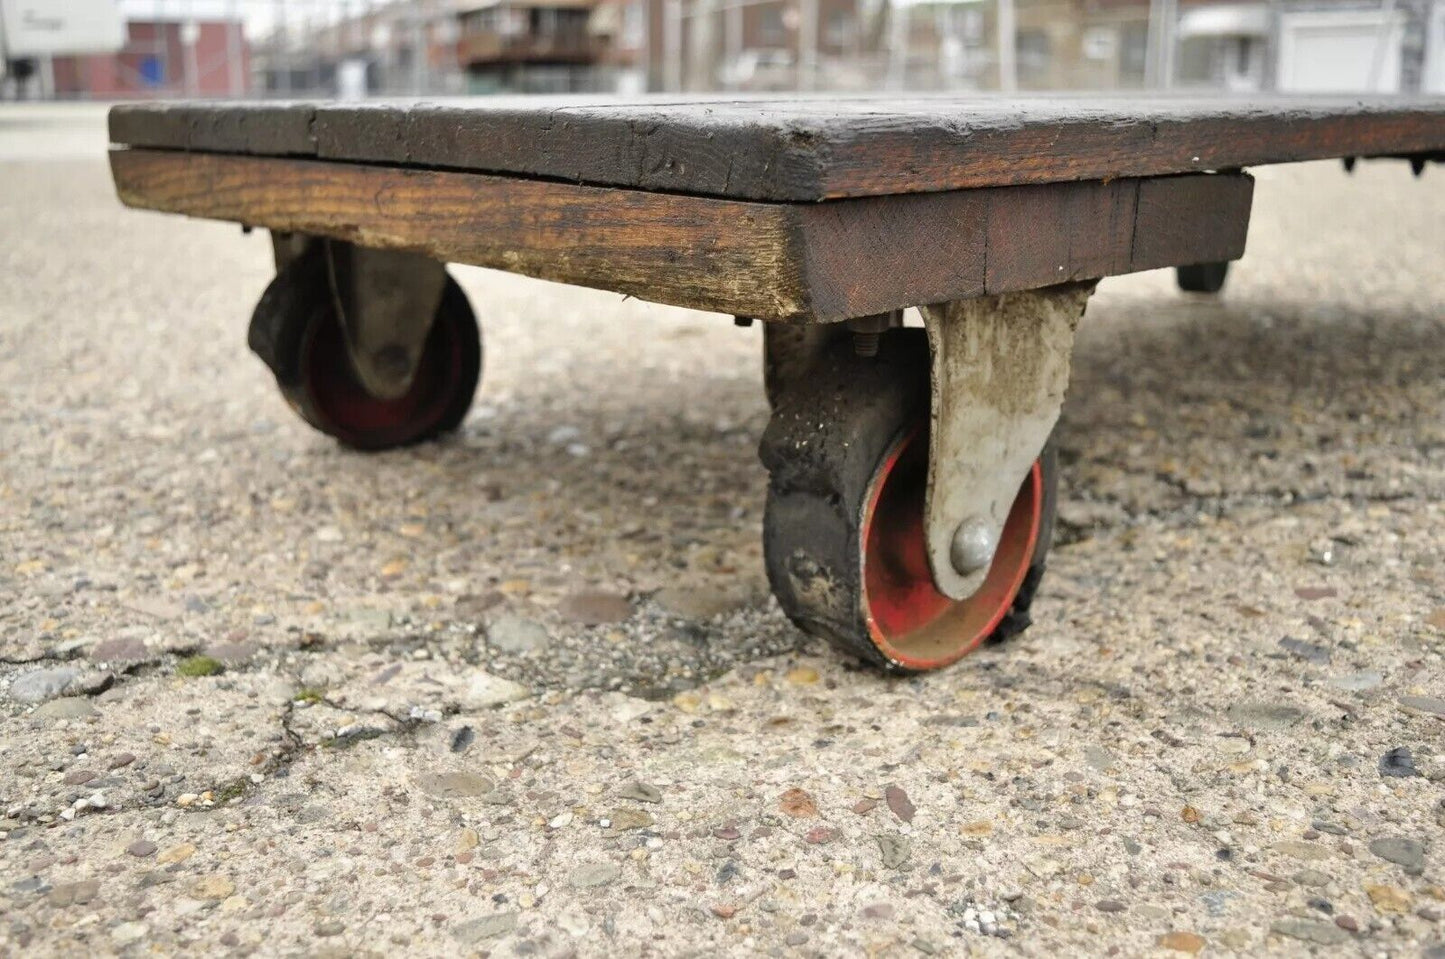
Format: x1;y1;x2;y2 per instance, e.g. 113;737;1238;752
852;331;880;357
949;517;997;576
371;344;413;382
847;313;895;358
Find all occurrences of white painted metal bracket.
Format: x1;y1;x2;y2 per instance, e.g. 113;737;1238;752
919;283;1093;600
324;242;448;400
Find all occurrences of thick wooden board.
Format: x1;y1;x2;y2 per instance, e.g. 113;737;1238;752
109;95;1444;201
109;148;1250;322
110;147;809;320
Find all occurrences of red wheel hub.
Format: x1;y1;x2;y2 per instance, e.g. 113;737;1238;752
861;430;1043;670
302;306;467;449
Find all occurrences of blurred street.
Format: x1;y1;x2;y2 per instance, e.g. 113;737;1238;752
1;104;1444;955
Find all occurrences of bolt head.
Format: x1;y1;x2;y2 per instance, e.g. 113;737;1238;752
949;517;997;576
371;344;413;380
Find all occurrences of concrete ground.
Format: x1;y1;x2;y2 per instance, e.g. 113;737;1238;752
1;103;1442;958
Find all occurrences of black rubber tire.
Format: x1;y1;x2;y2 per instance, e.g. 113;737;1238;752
759;328;1058;672
1176;261;1230;294
247;247;481;450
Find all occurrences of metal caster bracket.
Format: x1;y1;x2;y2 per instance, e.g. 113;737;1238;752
269;232;448;400
919;283;1093;600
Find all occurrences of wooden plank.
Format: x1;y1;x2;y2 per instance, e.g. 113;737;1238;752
983;179;1137;293
311;103;808;202
1131;174;1254;271
109;102;318;156
108;95;1445;201
109;147;811;321
796;190;990;320
108;149;1251;322
109;102;193;151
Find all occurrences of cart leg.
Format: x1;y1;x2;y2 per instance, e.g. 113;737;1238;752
759;283;1091;671
1176;260;1230;294
248;235;483;450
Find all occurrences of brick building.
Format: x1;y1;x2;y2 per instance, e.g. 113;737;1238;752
48;19;249;98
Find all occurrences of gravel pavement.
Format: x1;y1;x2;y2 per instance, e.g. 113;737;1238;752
1;104;1443;957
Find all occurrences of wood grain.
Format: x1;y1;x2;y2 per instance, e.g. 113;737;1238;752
983;179;1137;292
1132;175;1256;270
109;147;810;320
109;149;1252;322
109;95;1444;201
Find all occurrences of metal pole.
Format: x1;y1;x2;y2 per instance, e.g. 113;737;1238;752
664;0;682;91
996;0;1016;91
725;1;742;88
799;0;818;91
1160;0;1176;88
640;0;653;91
1145;0;1175;88
1366;0;1397;91
412;0;426;95
278;0;291;95
687;0;715;89
887;0;907;90
227;0;245;96
181;0;193;96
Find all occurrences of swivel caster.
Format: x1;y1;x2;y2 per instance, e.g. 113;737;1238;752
1176;260;1230;294
247;242;481;450
760;328;1058;671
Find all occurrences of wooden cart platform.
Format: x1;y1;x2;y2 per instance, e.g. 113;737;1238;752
106;95;1445;671
109;96;1445;322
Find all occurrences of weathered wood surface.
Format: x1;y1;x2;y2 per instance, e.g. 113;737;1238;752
109;95;1443;201
109;148;1251;322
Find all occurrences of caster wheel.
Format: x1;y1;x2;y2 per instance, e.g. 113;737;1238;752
1176;261;1230;294
760;329;1056;672
247;249;481;450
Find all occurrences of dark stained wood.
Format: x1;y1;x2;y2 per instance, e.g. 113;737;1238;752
109;95;1445;201
111;101;318;156
108;147;810;321
797;189;991;319
1131;175;1256;271
983;179;1137;292
109;148;1251;322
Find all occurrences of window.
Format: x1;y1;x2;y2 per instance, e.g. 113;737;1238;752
1016;29;1049;71
1120;22;1148;83
761;8;785;45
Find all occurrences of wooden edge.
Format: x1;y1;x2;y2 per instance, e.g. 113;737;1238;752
108;148;1253;323
108;148;811;321
109;100;1443;202
811;111;1438;199
795;173;1252;319
109;103;320;157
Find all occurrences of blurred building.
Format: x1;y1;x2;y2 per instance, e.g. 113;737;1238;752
597;0;1445;93
457;0;600;92
30;18;248;98
622;0;876;91
254;0;465;97
17;0;1445;98
1174;0;1436;92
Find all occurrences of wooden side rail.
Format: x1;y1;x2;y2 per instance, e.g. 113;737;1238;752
110;148;1252;322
